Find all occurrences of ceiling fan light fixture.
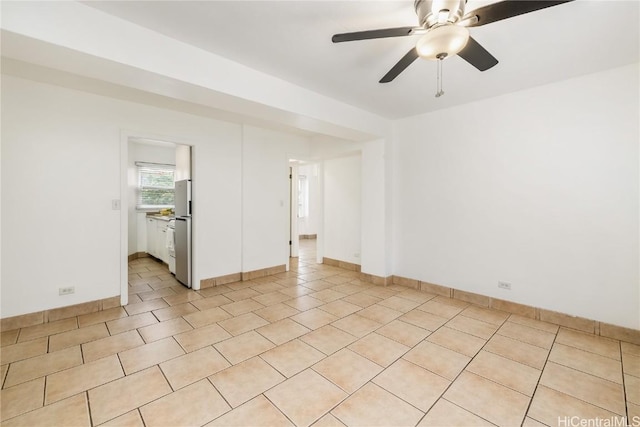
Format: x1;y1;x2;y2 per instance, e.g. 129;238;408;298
416;24;470;60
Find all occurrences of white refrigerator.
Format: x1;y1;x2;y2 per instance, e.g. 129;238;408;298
174;179;191;287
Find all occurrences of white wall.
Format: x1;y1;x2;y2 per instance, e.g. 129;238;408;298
393;64;639;329
127;141;176;256
324;155;362;265
298;164;320;236
1;74;244;317
175;144;191;181
242;125;311;272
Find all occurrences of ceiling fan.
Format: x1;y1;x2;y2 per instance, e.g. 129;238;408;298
332;0;574;90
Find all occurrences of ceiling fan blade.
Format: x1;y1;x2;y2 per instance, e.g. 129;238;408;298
458;37;499;71
379;48;419;83
462;0;574;27
332;27;421;43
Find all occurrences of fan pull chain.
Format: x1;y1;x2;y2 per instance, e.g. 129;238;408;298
435;57;444;98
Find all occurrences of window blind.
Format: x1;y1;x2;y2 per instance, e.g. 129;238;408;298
136;162;175;209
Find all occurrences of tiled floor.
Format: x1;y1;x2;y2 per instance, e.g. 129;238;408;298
1;239;639;426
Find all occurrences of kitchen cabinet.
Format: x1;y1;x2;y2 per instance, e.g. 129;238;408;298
146;216;171;264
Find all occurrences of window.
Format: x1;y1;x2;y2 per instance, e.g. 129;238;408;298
136;162;175;209
298;175;309;218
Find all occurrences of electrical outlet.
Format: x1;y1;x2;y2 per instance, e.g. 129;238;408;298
354;253;360;258
59;286;75;296
498;281;512;290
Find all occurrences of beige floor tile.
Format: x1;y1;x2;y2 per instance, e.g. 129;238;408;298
374;358;450;412
348;332;409;367
214;331;275;365
626;374;640;404
82;330;144;363
312;413;347;427
206;395;293;426
397;289;437;303
484;334;550;370
99;410;144;427
332;382;424;426
300;325;357;355
151;303;198;322
311;289;347;303
303;280;335;291
1;329;19;347
313;348;383;393
4;346;82;388
418;300;465;319
376;319;431;347
128;283;153;294
162;290;202;306
528;386;623;427
265;369;347;427
623;351;640;377
251;281;286;293
628;402;640;423
427;326;486;357
221;299;265;316
198;285;232;298
225;288;261;302
257;318;310;345
252;291;292;306
2;392;90;427
1;364;7;387
549;343;623;383
209;356;285;408
89;366;172;425
118;337;185;374
49;323;110;352
106;312;157;335
279;285;315;298
291;308;338;330
137;317;192;343
555;328;620;359
539;362;625;415
77;307;127;328
363;287;398;300
219;312;270;336
17;318;77;343
522;417;547;427
622;341;640;357
138;287;176;302
318;300;362;318
183;307;232;329
466;350;541;396
341;292;382;308
124;298;169;316
284;295;326;311
255;302;300;323
497;321;556;350
399;309;448;331
404;341;471;380
1;336;48;365
191;294;233;311
0;377;45;421
174;323;232;353
447;315;499;340
45;354;124;404
140;378;229;426
444;371;529;427
357;304;403;324
377;295;421;313
432;296;469;309
160;346;230;390
261;339;325;378
460;306;509;326
332;314;382;337
508;314;559;334
417;399;494;426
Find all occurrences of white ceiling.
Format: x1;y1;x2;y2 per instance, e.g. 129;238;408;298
52;1;640;119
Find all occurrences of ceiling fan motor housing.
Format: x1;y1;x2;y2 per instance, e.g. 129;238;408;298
414;0;466;28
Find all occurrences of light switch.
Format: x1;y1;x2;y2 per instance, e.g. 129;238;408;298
112;199;121;210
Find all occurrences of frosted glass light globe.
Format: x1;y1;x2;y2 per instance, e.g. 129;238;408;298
416;24;470;60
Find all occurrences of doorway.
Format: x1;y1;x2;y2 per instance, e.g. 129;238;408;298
289;161;320;268
121;136;192;305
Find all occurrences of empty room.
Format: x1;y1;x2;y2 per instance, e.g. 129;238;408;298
1;1;638;426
